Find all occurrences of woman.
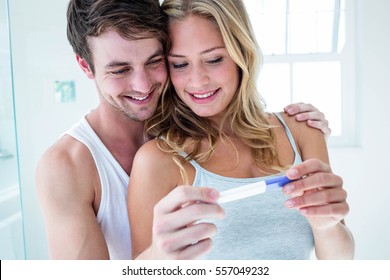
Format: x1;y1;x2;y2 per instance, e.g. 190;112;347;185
128;0;354;259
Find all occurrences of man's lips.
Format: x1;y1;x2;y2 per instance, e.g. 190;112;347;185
124;90;154;104
127;94;150;101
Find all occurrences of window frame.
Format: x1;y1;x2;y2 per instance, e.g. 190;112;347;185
247;0;357;146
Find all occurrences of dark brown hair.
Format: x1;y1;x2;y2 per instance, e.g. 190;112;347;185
67;0;168;74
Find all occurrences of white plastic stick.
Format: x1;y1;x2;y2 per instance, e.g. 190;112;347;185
217;181;267;204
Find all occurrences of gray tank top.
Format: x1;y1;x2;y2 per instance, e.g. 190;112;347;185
184;113;314;259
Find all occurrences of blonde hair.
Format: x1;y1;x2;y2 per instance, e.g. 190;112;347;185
146;0;283;183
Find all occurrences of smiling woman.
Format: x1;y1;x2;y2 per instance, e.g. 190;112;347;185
167;15;240;119
128;0;354;260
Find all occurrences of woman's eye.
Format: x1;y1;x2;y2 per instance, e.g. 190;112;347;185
208;57;223;64
171;62;188;69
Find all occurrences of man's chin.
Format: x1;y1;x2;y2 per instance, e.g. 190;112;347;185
125;110;156;123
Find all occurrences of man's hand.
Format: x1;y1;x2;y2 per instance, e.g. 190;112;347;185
284;102;331;139
138;186;225;260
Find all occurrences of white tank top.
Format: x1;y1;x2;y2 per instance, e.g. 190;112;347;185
65;117;131;259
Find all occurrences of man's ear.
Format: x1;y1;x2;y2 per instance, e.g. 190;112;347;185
76;55;94;79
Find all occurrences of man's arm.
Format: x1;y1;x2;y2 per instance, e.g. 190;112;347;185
36;137;109;259
284;102;331;139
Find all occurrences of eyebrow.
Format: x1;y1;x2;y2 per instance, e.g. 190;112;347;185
169;46;226;58
105;49;164;69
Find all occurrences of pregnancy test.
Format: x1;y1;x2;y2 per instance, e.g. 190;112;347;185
217;175;292;204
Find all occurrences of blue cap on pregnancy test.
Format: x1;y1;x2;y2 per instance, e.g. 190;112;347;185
265;175;292;191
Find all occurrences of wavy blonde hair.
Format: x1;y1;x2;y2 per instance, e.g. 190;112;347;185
146;0;284;183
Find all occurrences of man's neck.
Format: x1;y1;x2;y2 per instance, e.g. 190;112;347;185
86;105;146;175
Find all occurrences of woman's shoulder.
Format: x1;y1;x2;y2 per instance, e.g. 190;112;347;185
131;139;182;181
269;112;328;162
129;140;181;196
268;112;321;138
268;111;303;129
134;139;173;166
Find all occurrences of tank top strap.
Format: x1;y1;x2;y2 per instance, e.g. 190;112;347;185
274;112;302;164
178;150;203;170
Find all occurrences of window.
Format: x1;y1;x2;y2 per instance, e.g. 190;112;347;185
245;0;356;146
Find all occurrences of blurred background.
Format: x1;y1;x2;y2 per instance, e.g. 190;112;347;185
1;0;389;259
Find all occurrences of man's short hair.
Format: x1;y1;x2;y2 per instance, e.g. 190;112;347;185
67;0;168;73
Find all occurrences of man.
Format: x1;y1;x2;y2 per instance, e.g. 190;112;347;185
36;0;331;260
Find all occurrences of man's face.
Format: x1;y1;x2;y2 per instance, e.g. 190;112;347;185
87;31;167;121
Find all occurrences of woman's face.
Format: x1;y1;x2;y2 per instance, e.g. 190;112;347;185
167;15;240;121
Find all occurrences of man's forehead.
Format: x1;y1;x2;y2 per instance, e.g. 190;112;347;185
89;31;163;64
104;48;164;69
89;30;162;48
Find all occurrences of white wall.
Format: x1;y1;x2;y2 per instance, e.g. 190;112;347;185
9;0;97;259
8;0;390;259
328;0;390;259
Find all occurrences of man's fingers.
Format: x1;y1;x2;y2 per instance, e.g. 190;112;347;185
154;185;219;215
295;111;325;122
307;120;331;136
284;102;308;114
284;102;317;115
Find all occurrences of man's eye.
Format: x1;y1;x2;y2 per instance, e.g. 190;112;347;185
148;58;164;65
111;69;128;75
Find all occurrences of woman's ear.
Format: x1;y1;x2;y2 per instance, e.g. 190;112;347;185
76;55;94;79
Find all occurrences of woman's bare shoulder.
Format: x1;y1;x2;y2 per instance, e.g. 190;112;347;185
268;111;321;138
134;139;175;164
270;112;328;162
131;139;182;185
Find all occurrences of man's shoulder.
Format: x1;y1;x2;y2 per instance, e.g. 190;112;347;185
37;135;97;186
42;135;92;166
36;133;100;208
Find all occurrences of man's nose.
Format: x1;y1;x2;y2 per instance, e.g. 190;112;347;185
130;68;152;93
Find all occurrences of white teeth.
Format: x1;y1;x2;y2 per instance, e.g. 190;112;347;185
193;91;216;99
130;94;149;101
